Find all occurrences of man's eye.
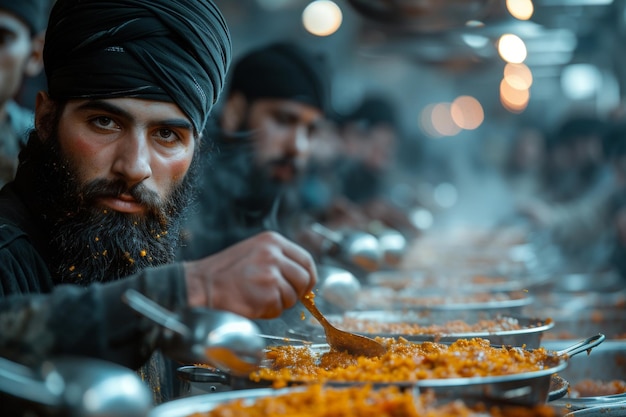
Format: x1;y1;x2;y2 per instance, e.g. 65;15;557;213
92;117;115;128
158;129;174;140
0;31;16;46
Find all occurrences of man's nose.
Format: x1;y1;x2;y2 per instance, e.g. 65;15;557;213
112;133;152;184
287;125;311;156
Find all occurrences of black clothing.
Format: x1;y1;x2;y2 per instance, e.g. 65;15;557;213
0;168;190;403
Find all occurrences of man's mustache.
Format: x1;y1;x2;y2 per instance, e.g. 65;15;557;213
80;179;161;211
268;156;300;171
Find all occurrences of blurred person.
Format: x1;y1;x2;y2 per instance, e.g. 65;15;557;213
519;119;626;271
332;94;420;237
502;124;547;205
540;115;608;204
0;0;317;404
0;0;47;186
178;41;330;261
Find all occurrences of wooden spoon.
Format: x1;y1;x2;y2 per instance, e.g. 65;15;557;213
300;292;387;358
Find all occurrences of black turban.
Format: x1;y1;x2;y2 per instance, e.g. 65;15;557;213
347;95;397;129
44;0;232;134
0;0;48;34
229;42;329;113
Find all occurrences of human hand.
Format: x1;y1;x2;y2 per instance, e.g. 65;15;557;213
183;231;317;319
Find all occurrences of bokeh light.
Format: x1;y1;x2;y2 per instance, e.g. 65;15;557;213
302;0;343;37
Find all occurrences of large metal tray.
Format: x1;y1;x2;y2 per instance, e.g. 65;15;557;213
177;336;604;405
289;312;553;348
354;287;534;315
153;385;569;417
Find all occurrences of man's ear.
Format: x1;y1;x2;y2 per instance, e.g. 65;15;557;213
24;31;45;77
35;91;54;139
221;92;247;133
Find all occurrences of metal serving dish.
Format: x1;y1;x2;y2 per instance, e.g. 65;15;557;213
289;311;553;348
153;385;569;417
177;365;570;403
366;268;551;293
354;287;534;315
177;335;604;405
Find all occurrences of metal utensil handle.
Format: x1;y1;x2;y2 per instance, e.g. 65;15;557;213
552;393;626;411
310;223;342;244
556;334;605;358
0;357;61;407
122;289;190;337
257;334;311;345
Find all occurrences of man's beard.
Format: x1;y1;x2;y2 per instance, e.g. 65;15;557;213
24;125;197;285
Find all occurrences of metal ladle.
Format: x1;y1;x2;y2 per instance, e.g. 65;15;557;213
317;264;361;311
300;292;387;358
311;223;382;272
122;289;265;376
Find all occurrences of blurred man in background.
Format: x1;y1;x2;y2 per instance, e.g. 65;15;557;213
179;41;330;260
0;0;47;186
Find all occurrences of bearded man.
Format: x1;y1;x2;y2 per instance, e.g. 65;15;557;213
0;0;317;404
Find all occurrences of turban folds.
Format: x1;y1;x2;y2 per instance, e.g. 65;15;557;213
44;0;232;134
229;42;329;113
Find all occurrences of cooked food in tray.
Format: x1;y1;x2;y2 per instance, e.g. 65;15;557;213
354;288;533;311
326;314;549;336
290;311;553;348
251;337;562;387
570;379;626;397
182;384;561;417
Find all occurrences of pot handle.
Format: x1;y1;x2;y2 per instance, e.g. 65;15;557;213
176;366;230;384
555;334;605;358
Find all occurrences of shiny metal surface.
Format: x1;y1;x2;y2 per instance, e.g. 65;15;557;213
566;403;626;417
300;292;387;358
0;356;153;417
311;223;383;272
375;228;408;268
317;264;361;311
123;289;265;376
543;340;626;411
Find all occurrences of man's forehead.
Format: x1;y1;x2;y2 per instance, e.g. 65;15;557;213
68;98;191;120
254;97;324;120
0;11;31;33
